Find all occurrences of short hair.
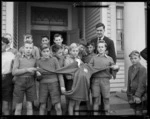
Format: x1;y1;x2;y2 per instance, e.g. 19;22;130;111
129;50;140;58
54;33;62;39
24;34;32;41
2;37;9;45
87;42;95;48
51;44;62;53
97;40;107;48
40;44;50;51
41;36;49;40
24;40;33;46
95;22;105;29
69;43;79;52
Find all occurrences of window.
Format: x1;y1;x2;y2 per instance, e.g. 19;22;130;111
116;7;124;51
31;7;68;26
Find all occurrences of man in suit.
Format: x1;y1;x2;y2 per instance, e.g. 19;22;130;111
90;22;116;63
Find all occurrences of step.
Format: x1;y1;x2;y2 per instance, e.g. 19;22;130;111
117;70;124;75
110;78;124;83
110;83;125;88
110;109;135;115
110;87;124;92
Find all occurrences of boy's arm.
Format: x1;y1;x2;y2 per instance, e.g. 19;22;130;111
12;56;28;76
127;68;132;101
55;58;65;91
134;67;147;98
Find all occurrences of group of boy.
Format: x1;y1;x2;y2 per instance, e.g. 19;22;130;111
2;22;147;116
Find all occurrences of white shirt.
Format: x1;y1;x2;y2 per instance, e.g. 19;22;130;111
2;51;15;74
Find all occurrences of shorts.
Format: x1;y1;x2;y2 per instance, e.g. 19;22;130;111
39;81;61;105
13;76;37;103
91;77;110;98
2;73;13;102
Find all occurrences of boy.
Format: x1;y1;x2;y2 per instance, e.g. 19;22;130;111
3;33;18;55
40;36;51;55
89;41;118;115
36;45;65;115
2;37;15;115
3;33;18;115
12;41;37;115
51;44;67;115
127;50;147;115
64;43;82;115
52;44;64;67
83;42;96;63
41;36;50;48
51;33;68;55
19;34;40;59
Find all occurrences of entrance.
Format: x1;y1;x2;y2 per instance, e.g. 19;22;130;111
50;31;67;46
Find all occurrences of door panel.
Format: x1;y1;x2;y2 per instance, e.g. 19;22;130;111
31;30;50;48
67;29;79;45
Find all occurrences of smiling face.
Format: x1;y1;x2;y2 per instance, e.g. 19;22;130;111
96;26;105;39
42;37;49;45
24;43;33;56
54;36;63;46
97;42;106;55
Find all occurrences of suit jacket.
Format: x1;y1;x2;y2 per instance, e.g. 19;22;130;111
90;36;116;63
127;62;147;99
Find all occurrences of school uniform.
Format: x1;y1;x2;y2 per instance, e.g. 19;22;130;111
2;51;15;102
127;62;147;113
12;54;37;103
89;54;115;112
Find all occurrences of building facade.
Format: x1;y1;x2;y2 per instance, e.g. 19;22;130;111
2;2;147;92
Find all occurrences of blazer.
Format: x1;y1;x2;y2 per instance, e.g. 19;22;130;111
90;36;116;63
127;62;147;99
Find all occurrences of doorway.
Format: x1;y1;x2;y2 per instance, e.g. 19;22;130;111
50;31;67;46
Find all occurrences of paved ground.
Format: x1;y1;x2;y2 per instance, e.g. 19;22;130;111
21;91;147;116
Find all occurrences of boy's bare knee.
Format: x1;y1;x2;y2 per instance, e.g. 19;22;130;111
3;101;9;111
55;103;61;110
40;103;46;110
15;103;22;115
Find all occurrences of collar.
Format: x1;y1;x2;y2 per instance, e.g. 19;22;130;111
132;62;141;68
97;53;108;58
98;36;105;41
